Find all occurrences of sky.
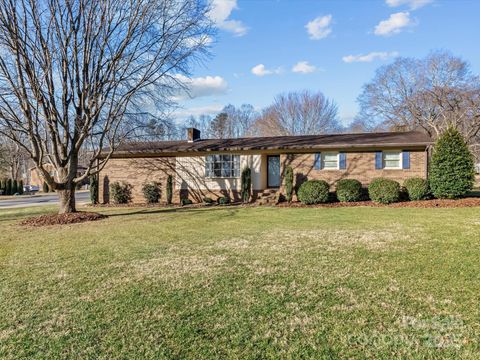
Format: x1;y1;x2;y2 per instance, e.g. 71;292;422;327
176;0;480;127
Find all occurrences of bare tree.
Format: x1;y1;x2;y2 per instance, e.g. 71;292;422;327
0;137;29;180
252;90;340;136
357;51;480;142
0;0;212;213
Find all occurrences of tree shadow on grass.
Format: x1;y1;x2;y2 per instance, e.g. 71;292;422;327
106;204;241;219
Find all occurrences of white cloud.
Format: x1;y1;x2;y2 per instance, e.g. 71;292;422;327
386;0;433;10
208;0;248;37
174;104;224;118
292;61;316;74
374;12;413;36
251;64;282;77
305;15;333;40
342;51;399;63
174;74;228;100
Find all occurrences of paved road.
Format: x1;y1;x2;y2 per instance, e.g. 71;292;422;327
0;191;90;209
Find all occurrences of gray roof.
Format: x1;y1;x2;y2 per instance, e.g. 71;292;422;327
108;131;432;156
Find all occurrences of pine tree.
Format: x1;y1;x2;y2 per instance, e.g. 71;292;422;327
429;127;475;199
89;175;98;204
43;181;50;193
18;180;24;195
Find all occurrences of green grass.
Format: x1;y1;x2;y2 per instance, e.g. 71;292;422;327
1;205;480;359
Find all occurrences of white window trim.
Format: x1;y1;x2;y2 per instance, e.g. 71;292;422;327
321;152;340;170
382;150;403;170
205;154;241;179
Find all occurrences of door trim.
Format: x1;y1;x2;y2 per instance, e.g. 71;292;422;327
267;155;281;188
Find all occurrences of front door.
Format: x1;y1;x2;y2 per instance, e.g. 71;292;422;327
267;155;281;188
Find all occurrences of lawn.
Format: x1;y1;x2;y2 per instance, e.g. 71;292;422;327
1;205;480;359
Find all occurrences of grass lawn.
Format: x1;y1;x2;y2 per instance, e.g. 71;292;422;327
1;205;480;359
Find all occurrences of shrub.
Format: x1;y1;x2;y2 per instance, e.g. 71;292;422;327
6;179;12;195
166;175;173;205
110;181;132;204
89;175;98;204
180;197;192;206
368;178;401;204
42;181;49;193
241;167;251;203
404;177;429;201
297;180;330;205
142;182;161;204
217;196;230;205
203;196;214;204
429;127;475;199
18;180;24;195
284;166;294;202
336;179;363;202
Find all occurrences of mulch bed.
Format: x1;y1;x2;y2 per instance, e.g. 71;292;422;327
277;197;480;208
20;212;108;227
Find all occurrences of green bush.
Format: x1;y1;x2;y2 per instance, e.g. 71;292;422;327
89;175;98;204
42;181;49;193
6;179;12;195
336;179;363;202
110;181;132;204
180;197;193;206
166;175;173;205
18;180;24;195
284;166;294;202
368;178;401;204
142;182;161;204
217;196;230;205
203;196;214;204
404;177;429;201
429;127;475;199
241;167;251;203
297;180;330;205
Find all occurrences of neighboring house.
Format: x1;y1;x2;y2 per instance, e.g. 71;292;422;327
98;128;432;204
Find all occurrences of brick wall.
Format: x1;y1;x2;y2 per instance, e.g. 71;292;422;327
99;157;176;204
280;150;427;191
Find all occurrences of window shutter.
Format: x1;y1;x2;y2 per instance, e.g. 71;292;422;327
314;153;321;170
339;152;346;170
402;151;410;169
375;151;383;169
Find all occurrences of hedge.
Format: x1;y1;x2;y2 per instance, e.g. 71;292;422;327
368;178;401;204
336;179;362;202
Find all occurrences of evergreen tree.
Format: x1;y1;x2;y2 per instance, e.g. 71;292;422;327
0;178;5;195
429;127;475;199
12;179;18;194
6;178;12;195
43;181;50;193
284;166;294;202
241;167;251;203
166;175;173;205
18;180;24;195
89;175;98;204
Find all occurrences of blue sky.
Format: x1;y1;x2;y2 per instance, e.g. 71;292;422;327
177;0;480;126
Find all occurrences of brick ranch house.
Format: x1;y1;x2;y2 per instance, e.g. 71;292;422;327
98;129;432;204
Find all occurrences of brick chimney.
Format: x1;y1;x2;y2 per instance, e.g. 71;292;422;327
187;128;201;142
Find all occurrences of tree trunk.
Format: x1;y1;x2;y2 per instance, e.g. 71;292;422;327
58;187;76;214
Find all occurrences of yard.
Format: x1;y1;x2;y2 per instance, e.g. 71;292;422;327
1;205;480;359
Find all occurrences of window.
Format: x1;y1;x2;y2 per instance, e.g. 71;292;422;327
205;154;240;178
383;151;401;169
322;152;339;169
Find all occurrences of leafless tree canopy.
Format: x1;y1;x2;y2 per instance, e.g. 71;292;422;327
357;51;480;143
0;0;212;212
252;90;340;136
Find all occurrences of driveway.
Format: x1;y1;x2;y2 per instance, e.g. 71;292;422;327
0;191;90;209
